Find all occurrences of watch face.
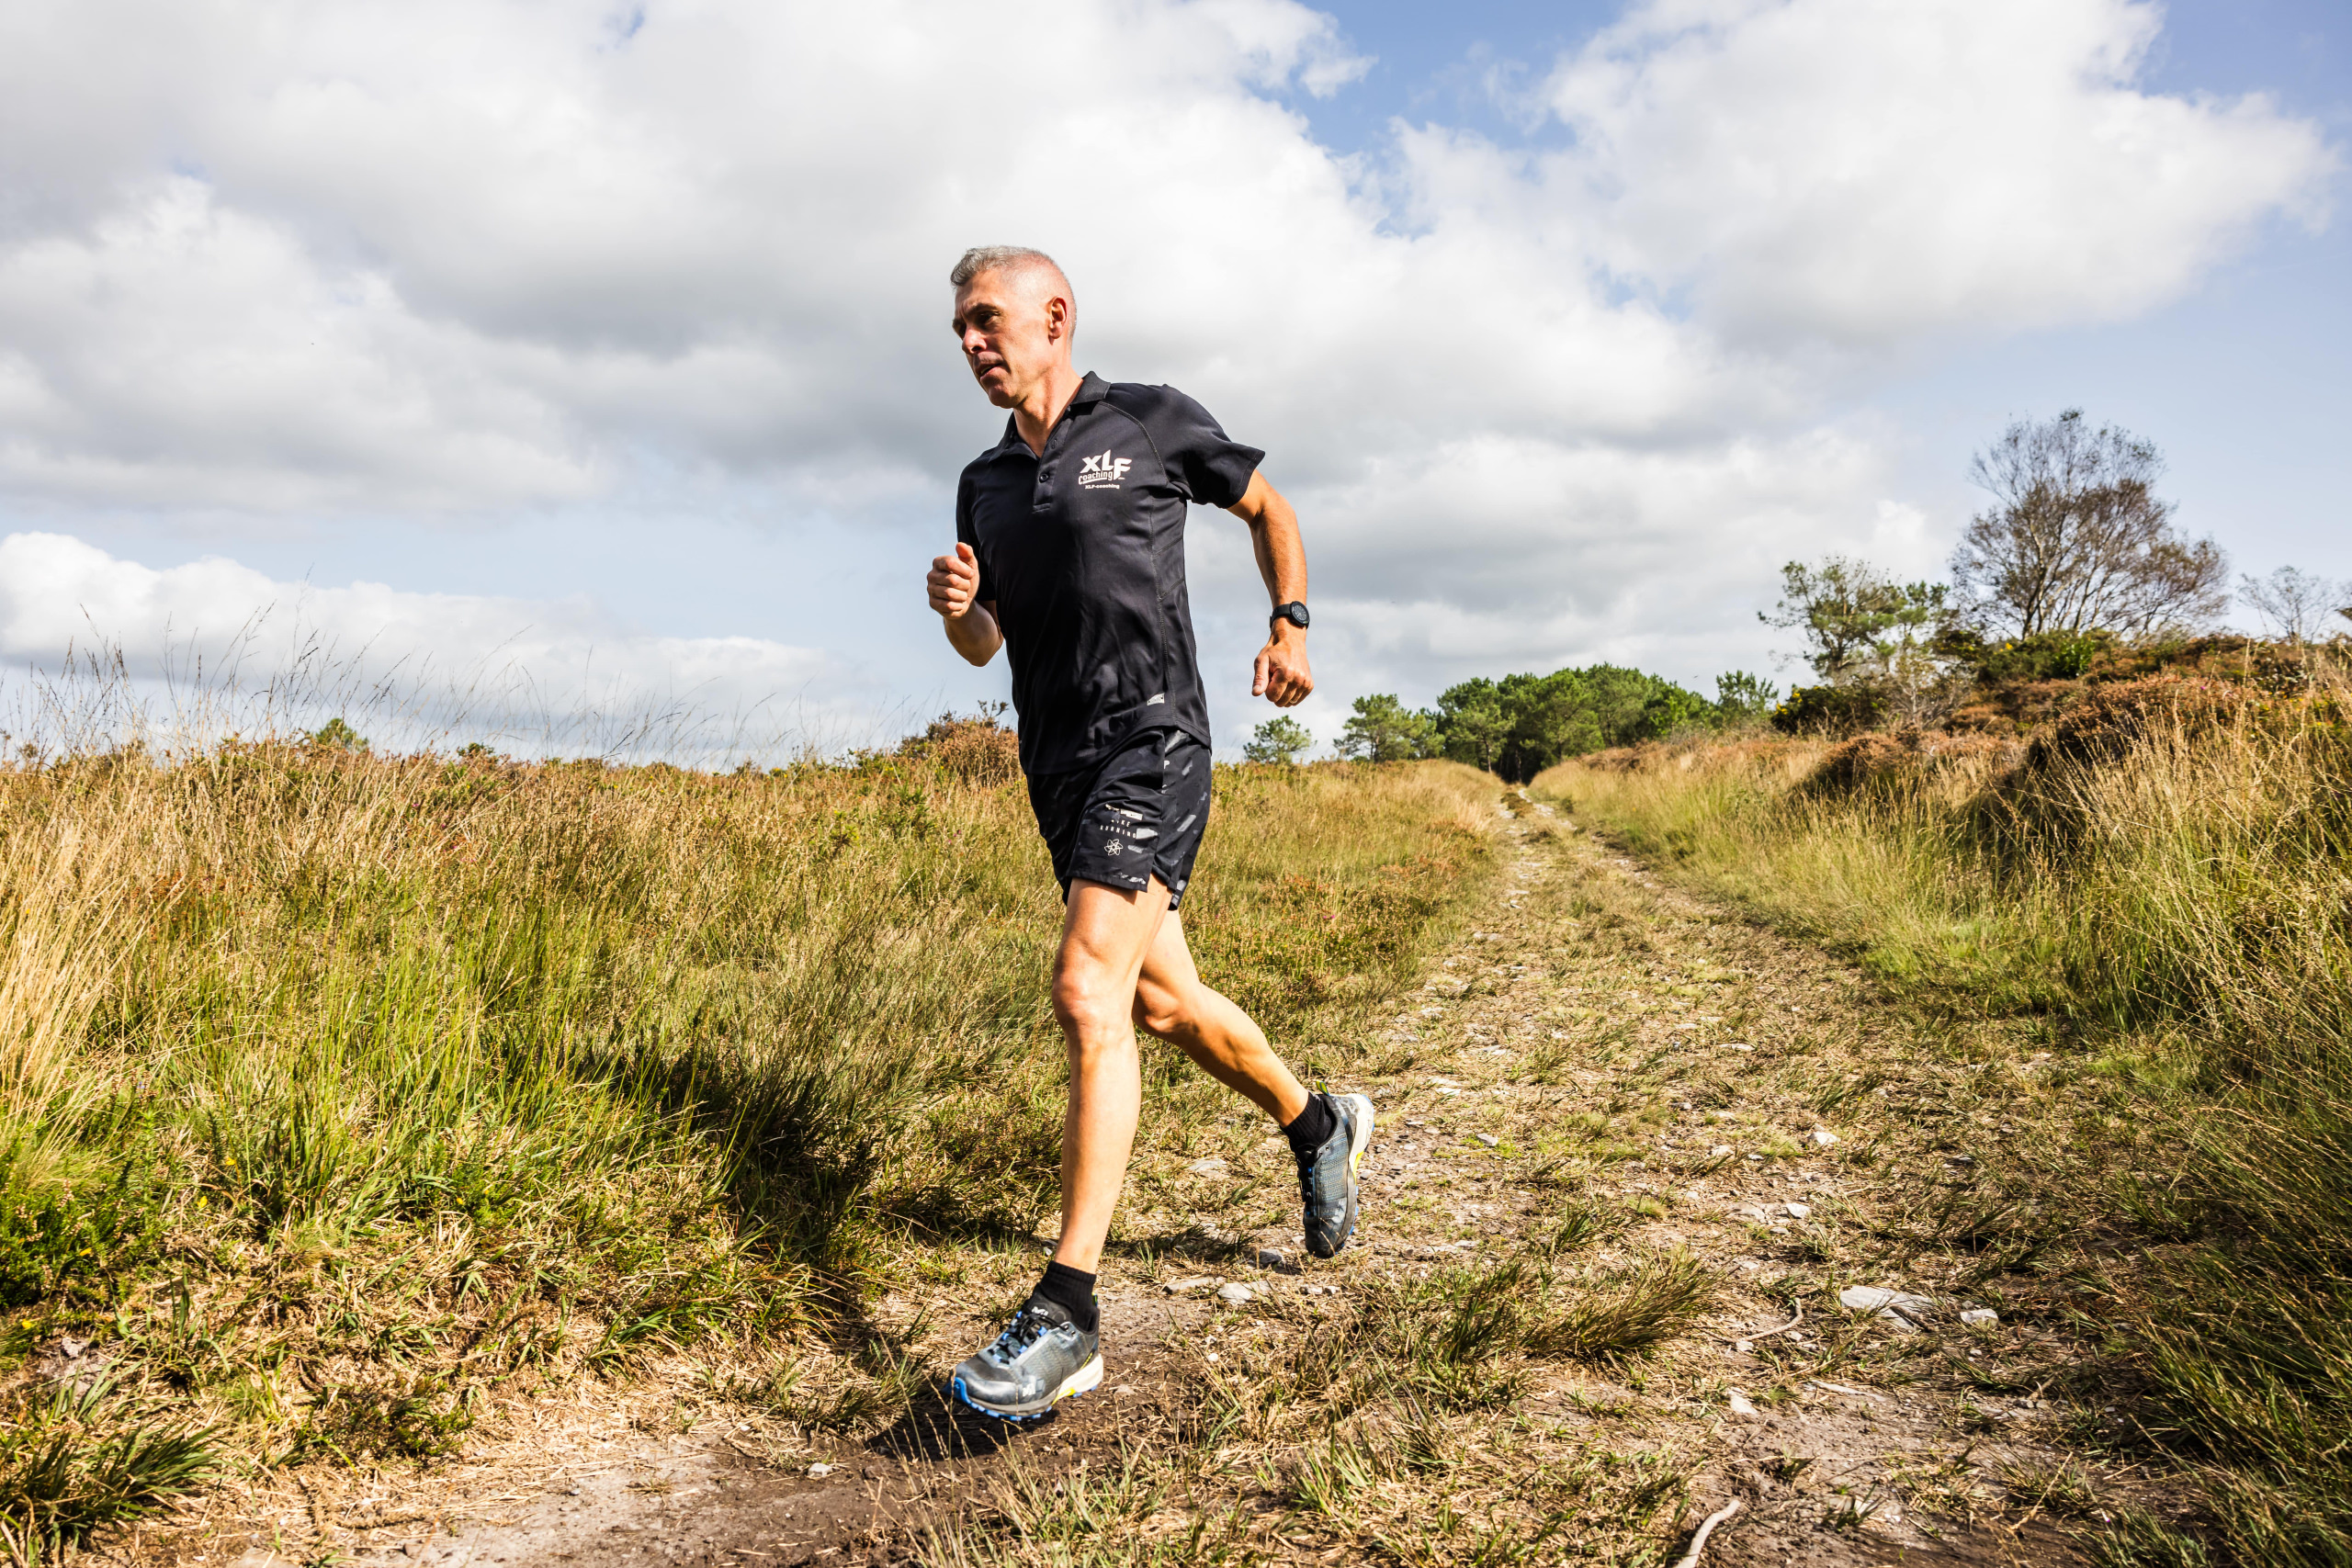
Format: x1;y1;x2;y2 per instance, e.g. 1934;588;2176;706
1276;603;1310;628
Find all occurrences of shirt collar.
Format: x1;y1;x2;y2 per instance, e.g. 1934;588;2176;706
989;371;1106;456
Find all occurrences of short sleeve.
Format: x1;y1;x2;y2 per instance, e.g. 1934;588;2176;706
1140;387;1263;509
954;469;995;603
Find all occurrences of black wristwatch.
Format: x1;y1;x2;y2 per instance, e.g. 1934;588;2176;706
1271;602;1310;630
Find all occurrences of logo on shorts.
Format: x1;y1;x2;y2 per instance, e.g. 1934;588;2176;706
1078;450;1133;489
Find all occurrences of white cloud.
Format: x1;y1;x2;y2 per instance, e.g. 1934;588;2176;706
1532;0;2337;345
0;0;2334;732
0;531;872;756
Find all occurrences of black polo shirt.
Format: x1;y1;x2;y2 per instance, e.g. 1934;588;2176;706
956;372;1262;778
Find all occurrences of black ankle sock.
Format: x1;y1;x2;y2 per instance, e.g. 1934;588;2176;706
1283;1091;1337;1158
1036;1260;1099;1333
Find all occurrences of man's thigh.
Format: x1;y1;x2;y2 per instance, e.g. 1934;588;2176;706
1057;876;1172;997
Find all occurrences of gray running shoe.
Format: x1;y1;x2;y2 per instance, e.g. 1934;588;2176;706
948;1294;1103;1421
1297;1091;1375;1258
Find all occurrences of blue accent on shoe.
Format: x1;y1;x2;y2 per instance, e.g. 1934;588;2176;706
948;1295;1104;1421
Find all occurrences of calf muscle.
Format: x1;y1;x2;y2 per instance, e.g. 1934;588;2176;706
1133;915;1309;1124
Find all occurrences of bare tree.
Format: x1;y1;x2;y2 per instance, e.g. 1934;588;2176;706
1953;411;2228;638
2240;566;2348;646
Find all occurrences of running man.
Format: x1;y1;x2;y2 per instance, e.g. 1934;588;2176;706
925;246;1374;1421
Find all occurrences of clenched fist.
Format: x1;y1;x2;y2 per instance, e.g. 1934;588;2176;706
1252;627;1313;708
928;541;981;619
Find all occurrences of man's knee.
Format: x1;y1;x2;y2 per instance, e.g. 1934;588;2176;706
1052;962;1133;1043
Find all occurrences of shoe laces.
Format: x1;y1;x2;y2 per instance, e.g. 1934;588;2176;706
984;1304;1051;1364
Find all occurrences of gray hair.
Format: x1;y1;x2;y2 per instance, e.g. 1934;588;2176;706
949;245;1066;290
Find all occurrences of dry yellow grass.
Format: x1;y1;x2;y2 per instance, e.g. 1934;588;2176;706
1535;674;2352;1564
0;737;1501;1554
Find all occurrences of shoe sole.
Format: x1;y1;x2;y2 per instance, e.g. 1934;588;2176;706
950;1352;1104;1422
1338;1093;1374;1251
1342;1092;1376;1173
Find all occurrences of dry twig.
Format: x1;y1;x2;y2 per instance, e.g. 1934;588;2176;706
1670;1496;1743;1568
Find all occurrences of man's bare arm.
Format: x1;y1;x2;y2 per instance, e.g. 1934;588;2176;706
928;542;1004;666
1226;470;1313;707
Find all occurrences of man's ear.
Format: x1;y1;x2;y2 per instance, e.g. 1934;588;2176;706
1046;293;1070;343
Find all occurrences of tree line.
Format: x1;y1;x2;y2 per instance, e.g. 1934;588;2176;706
1248;666;1778;781
1256;409;2346;777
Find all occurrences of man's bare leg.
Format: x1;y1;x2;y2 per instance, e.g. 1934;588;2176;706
949;873;1371;1419
1136;906;1373;1260
1047;876;1174;1274
1132;911;1309;1123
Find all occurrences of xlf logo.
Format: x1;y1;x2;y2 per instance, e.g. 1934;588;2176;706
1078;451;1133;488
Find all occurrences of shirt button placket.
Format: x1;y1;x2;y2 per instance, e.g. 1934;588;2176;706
1035;427;1059;508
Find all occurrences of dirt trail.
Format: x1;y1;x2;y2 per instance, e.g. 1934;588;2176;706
133;796;2101;1567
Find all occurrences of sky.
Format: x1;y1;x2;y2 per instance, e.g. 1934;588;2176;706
0;0;2344;760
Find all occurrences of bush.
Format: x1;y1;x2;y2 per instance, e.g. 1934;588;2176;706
899;710;1022;784
1770;682;1890;737
1941;628;2110;683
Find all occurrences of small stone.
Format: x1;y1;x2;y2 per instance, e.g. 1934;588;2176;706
1476;1134;1500;1148
1783;1201;1810;1219
1163;1276;1213;1294
1811;1126;1839;1146
1838;1284;1938;1330
1726;1389;1763;1421
1720;1043;1754;1052
1186;1157;1228;1177
1215;1282;1254;1305
1733;1338;1753;1353
808;1461;835;1477
1253;1247;1289;1270
1435;1087;1460;1097
1960;1308;1999;1327
1736;1205;1771;1224
1711;1145;1734;1157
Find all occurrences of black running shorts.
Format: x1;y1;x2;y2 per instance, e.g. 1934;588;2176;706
1026;728;1212;909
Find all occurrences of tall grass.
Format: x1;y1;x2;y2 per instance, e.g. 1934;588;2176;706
1535;678;2352;1564
0;727;1498;1548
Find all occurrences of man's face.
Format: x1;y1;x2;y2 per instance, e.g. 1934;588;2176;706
951;269;1065;409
